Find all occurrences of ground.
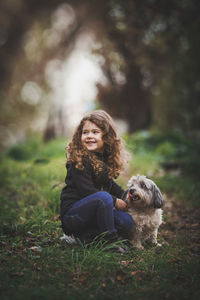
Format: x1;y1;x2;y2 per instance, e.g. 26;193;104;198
0;135;200;299
163;195;200;257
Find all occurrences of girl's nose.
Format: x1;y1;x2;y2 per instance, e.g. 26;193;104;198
87;131;93;138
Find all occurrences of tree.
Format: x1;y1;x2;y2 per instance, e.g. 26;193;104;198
97;0;200;133
0;0;199;150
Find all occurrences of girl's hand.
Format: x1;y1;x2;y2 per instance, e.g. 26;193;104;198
115;198;127;211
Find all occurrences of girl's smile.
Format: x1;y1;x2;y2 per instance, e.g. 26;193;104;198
81;120;104;152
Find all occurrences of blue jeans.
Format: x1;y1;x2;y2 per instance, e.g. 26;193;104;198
62;191;134;238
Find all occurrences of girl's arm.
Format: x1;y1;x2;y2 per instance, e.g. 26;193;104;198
110;179;125;199
110;180;127;210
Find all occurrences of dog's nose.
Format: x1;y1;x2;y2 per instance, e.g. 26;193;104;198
129;188;135;194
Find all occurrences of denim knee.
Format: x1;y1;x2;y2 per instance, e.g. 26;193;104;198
95;191;113;207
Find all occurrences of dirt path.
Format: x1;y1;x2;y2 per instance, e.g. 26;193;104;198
162;197;200;256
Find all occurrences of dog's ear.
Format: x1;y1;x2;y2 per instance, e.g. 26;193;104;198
121;190;128;201
152;184;164;208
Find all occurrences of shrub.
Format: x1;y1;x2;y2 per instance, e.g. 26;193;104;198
6;138;40;161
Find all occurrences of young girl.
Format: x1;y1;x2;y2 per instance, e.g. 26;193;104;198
60;110;134;246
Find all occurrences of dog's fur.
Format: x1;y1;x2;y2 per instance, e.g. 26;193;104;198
123;175;164;249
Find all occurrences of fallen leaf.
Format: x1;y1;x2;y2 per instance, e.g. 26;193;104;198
29;246;42;252
130;270;145;277
120;260;129;266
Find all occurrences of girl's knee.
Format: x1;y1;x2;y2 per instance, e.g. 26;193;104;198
95;191;113;207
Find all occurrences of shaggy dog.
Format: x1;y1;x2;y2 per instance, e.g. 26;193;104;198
123;175;164;249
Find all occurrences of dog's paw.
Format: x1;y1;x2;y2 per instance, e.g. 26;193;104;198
134;244;144;250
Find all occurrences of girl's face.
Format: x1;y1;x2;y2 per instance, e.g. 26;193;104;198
81;120;104;153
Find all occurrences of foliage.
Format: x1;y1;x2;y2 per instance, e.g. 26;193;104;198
6;138;40;161
5;136;67;161
1;0;200;150
0;134;199;299
124;129;200;178
97;0;200;133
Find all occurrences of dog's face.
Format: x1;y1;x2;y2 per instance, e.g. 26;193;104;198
125;175;164;209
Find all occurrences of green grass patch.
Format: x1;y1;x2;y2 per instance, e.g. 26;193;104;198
0;133;199;299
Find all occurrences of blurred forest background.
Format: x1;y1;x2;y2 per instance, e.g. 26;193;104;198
0;0;200;149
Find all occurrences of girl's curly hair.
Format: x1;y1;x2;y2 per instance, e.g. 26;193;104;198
66;110;127;178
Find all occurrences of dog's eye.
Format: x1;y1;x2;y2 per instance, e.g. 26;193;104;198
140;182;147;189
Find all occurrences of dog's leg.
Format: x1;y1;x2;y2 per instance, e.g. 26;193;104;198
134;240;144;249
150;229;161;247
130;227;144;249
132;234;144;249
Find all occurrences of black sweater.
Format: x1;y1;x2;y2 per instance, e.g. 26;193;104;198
60;156;125;220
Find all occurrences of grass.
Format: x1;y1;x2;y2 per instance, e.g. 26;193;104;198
0;133;200;299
